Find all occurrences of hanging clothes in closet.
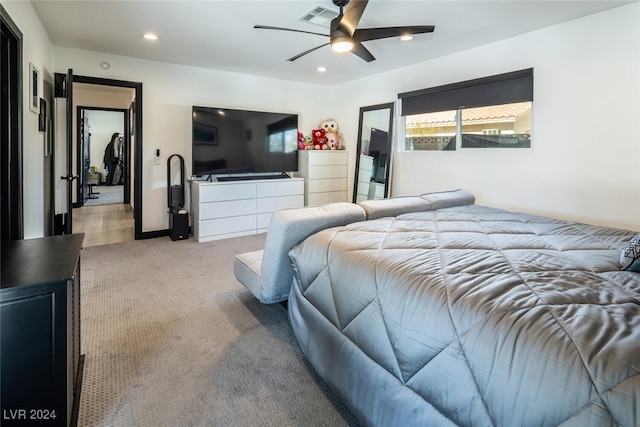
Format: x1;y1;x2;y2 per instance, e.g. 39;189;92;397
104;132;124;186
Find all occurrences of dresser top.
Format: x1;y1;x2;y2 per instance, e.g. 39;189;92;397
1;234;84;290
194;176;303;186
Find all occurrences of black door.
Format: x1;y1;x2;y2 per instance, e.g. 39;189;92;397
53;69;75;235
1;7;23;242
79;109;88;206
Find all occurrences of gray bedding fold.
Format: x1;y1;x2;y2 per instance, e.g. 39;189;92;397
288;205;640;426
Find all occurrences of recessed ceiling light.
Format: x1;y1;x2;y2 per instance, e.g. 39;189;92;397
217;110;226;116
100;61;110;70
317;66;327;73
143;33;158;41
400;35;413;41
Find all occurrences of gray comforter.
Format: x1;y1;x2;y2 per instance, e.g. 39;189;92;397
288;205;640;426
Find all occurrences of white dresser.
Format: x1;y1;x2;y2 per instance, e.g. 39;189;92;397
192;178;304;242
356;154;374;202
368;181;386;199
296;150;348;206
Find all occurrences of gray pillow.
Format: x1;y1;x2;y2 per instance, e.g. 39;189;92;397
620;234;640;272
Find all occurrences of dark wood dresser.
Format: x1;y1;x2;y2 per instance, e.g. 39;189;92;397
1;234;84;426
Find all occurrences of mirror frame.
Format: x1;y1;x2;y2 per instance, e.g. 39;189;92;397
352;102;395;203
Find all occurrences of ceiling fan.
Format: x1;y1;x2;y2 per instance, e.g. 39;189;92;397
254;0;435;62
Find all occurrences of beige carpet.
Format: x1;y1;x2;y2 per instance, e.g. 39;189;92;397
79;234;359;426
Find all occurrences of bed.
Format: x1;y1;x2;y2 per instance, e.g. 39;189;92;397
287;203;640;426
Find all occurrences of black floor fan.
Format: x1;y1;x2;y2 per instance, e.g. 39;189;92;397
167;154;189;241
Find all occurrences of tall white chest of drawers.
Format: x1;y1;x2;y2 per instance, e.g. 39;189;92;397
192;178;304;242
356;154;374;202
296;150;348;206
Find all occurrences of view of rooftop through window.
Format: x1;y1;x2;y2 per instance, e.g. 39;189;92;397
404;101;532;150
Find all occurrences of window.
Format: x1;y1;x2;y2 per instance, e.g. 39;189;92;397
460;102;531;148
405;109;458;151
399;68;533;150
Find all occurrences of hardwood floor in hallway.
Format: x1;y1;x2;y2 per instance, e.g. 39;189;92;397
73;203;134;247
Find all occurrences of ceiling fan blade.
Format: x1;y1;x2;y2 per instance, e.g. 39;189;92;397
351;42;375;62
254;25;329;38
340;0;369;36
287;43;330;62
353;26;435;43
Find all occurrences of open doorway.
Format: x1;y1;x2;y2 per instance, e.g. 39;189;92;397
70;79;138;246
78;108;127;207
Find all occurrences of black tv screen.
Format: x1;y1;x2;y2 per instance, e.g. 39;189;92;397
192;106;299;177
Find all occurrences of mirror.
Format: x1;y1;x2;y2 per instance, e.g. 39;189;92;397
353;102;395;203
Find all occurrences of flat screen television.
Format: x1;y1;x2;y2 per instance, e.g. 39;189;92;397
192;106;299;179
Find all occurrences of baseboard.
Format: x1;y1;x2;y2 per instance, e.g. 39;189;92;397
138;226;192;240
138;229;169;239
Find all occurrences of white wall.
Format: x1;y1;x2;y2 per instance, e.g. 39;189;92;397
2;1;54;239
335;3;640;231
53;48;336;233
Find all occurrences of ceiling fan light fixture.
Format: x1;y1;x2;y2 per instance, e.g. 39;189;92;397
255;0;434;62
331;36;354;53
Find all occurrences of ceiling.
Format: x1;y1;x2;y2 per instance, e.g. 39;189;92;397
31;0;633;85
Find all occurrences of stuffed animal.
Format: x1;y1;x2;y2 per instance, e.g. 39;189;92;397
319;118;344;150
303;134;314;150
311;128;328;150
325;131;340;150
297;132;305;150
319;118;339;134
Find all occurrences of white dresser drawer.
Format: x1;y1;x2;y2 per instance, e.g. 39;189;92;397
305;150;348;166
258;179;304;198
256;213;272;232
199;199;256;219
197;182;256;202
307;191;347;206
368;182;386;199
356;181;371;197
307;164;347;180
359;154;374;170
307;178;347;194
257;194;304;213
199;215;256;237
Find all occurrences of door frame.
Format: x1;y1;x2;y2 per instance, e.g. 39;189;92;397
71;75;143;239
76;106;129;206
1;5;23;241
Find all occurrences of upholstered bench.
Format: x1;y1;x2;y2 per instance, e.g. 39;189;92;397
358;189;476;220
234;202;366;304
234;190;475;304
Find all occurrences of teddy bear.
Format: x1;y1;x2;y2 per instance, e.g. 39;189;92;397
318;118;344;150
311;128;328;150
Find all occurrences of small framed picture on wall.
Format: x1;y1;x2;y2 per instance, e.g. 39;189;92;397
29;62;39;113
